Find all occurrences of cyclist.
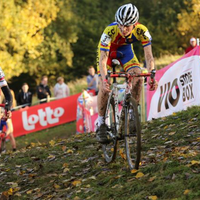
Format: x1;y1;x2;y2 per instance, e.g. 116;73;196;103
0;67;13;118
96;3;157;143
0;109;16;152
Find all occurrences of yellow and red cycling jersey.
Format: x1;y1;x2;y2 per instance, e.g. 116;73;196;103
97;22;152;74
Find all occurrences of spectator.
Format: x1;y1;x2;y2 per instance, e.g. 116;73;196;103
36;75;51;103
17;83;32;107
87;66;99;95
54;77;70;99
185;37;197;54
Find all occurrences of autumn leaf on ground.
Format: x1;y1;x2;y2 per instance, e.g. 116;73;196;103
87;176;96;180
54;184;61;189
184;189;190;195
148;195;158;200
31;142;36;147
191;160;200;165
47;155;56;161
49;140;56;146
136;172;144;179
66;149;74;154
63;167;70;173
131;169;138;174
72;180;82;187
148;176;156;182
169;131;176;135
62;146;67;151
26;190;33;194
163;125;168;129
7;188;14;196
74;196;81;200
75;134;83;138
6;182;18;188
119;148;126;160
62;163;68;168
1;191;9;199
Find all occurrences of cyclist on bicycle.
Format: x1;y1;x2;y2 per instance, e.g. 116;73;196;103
0;67;13;118
96;3;157;143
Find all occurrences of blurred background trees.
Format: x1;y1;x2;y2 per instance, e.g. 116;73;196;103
0;0;199;94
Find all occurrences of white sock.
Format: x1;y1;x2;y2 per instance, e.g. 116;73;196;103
97;115;105;126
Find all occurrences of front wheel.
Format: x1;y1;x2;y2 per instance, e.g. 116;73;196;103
102;96;118;163
124;97;141;169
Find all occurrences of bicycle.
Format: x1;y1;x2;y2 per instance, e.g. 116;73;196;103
0;104;8;154
102;61;156;169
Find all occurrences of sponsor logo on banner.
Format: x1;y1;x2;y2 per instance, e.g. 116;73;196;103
147;55;200;120
12;93;81;137
22;107;65;131
157;71;194;113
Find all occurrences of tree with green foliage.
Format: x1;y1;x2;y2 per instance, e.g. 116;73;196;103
1;0;200;93
177;0;200;49
0;0;60;79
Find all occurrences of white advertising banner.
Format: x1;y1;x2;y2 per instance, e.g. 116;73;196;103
147;46;200;120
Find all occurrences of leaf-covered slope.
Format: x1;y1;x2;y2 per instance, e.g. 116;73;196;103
1;106;200;200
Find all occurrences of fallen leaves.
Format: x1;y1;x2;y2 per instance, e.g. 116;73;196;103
183;189;190;195
168;131;176;136
47;154;56;161
66;149;74;154
131;169;138;174
191;160;200;165
119;148;126;160
49;140;56;147
148;196;158;200
135;172;144;179
148;176;156;182
53;183;61;189
0;112;200;200
72;180;82;187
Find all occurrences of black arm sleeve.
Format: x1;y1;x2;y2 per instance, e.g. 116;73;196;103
1;85;13;111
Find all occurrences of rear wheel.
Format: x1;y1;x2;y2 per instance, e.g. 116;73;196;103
102;96;118;163
124;97;141;169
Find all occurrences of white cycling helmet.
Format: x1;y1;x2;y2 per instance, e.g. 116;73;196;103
115;3;139;26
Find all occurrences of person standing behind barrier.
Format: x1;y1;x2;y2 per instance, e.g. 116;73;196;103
17;83;32;107
54;77;70;99
36;75;51;104
87;66;99;95
185;37;197;54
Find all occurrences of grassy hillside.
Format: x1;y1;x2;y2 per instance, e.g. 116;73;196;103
1;106;200;200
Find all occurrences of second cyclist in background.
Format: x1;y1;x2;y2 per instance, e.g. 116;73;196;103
96;3;157;143
0;67;13;117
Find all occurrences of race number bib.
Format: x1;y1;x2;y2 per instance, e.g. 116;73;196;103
100;33;111;46
144;31;152;40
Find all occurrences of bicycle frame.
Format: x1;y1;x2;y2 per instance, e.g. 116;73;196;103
105;71;154;133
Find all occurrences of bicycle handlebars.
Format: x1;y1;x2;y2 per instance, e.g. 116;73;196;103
106;69;156;79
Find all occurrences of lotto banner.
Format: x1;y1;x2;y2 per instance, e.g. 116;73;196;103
147;46;200;120
12;93;81;137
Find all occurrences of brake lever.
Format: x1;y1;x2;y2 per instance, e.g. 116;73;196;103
150;69;156;79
